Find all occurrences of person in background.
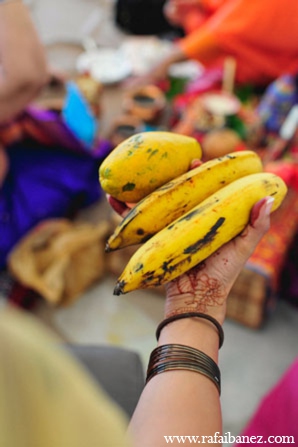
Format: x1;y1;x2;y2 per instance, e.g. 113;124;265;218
126;0;298;88
0;0;107;272
0;196;276;446
0;0;48;184
0;0;49;123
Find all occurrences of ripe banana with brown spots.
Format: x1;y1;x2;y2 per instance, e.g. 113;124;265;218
106;151;263;251
113;172;287;295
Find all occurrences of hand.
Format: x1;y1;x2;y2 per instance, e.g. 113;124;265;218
106;194;135;218
164;196;273;324
122;63;170;91
122;46;186;91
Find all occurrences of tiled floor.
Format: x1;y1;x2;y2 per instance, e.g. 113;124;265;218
15;0;298;440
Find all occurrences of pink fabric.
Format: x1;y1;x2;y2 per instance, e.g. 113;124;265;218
235;358;298;445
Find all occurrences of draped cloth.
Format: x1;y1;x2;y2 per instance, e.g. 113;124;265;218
0;106;112;270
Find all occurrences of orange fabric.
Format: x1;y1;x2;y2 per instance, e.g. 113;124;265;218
178;26;222;64
178;0;298;85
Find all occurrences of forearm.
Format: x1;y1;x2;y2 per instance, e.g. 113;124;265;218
128;198;273;447
129;319;222;447
0;0;49;122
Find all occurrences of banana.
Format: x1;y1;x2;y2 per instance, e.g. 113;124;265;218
106;151;263;251
113;172;287;295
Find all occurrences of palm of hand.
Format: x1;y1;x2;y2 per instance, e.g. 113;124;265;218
165;198;271;323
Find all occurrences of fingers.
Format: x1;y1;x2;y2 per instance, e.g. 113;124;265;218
106;194;135;217
249;196;273;228
163;196;273;322
190;159;203;169
247;196;273;239
233;196;273;260
106;195;128;217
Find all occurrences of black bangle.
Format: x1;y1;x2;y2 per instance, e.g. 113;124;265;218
146;343;221;394
156;312;224;349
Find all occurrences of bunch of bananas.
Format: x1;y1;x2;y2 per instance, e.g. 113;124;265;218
99;132;287;295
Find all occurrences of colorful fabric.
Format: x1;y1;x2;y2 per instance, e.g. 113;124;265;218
178;0;298;85
257;75;298;133
0;107;112;270
246;188;298;292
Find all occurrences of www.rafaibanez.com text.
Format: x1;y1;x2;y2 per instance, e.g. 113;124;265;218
164;432;295;444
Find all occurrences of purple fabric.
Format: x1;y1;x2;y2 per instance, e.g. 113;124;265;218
0;107;112;269
25;106;112;159
0;140;101;269
235;358;298;446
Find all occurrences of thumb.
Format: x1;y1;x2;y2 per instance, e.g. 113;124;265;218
235;196;273;259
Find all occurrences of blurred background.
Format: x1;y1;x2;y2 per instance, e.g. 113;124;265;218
1;0;298;442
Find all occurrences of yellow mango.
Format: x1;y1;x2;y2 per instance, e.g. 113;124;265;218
99;131;202;202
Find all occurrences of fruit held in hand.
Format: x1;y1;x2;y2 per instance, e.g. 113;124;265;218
113;172;287;295
106;150;263;251
99;131;202;202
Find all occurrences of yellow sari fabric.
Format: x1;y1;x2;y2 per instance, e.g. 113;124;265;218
0;307;131;447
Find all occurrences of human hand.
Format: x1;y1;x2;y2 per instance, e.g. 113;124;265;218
122;63;170;91
164;196;273;325
123;46;186;91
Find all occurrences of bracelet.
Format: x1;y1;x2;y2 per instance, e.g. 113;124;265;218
146;343;221;394
156;312;224;348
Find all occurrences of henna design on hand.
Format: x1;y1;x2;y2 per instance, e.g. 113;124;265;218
166;263;227;315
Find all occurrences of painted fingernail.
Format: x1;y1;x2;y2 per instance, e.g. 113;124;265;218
265;197;274;215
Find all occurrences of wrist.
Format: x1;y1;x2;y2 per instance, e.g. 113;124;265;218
164;301;227;326
157;317;220;362
164;273;228;326
146;343;221;394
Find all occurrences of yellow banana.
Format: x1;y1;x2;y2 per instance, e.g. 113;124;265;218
106;151;263;251
113;172;287;295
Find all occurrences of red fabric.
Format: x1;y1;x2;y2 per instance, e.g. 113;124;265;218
182;0;226;33
246;188;298;292
178;0;298;85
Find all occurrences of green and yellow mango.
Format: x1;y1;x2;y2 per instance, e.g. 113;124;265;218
99;131;202;202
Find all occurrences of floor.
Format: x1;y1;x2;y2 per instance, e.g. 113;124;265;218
12;0;298;441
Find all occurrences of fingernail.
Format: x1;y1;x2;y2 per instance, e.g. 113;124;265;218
265;197;274;215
